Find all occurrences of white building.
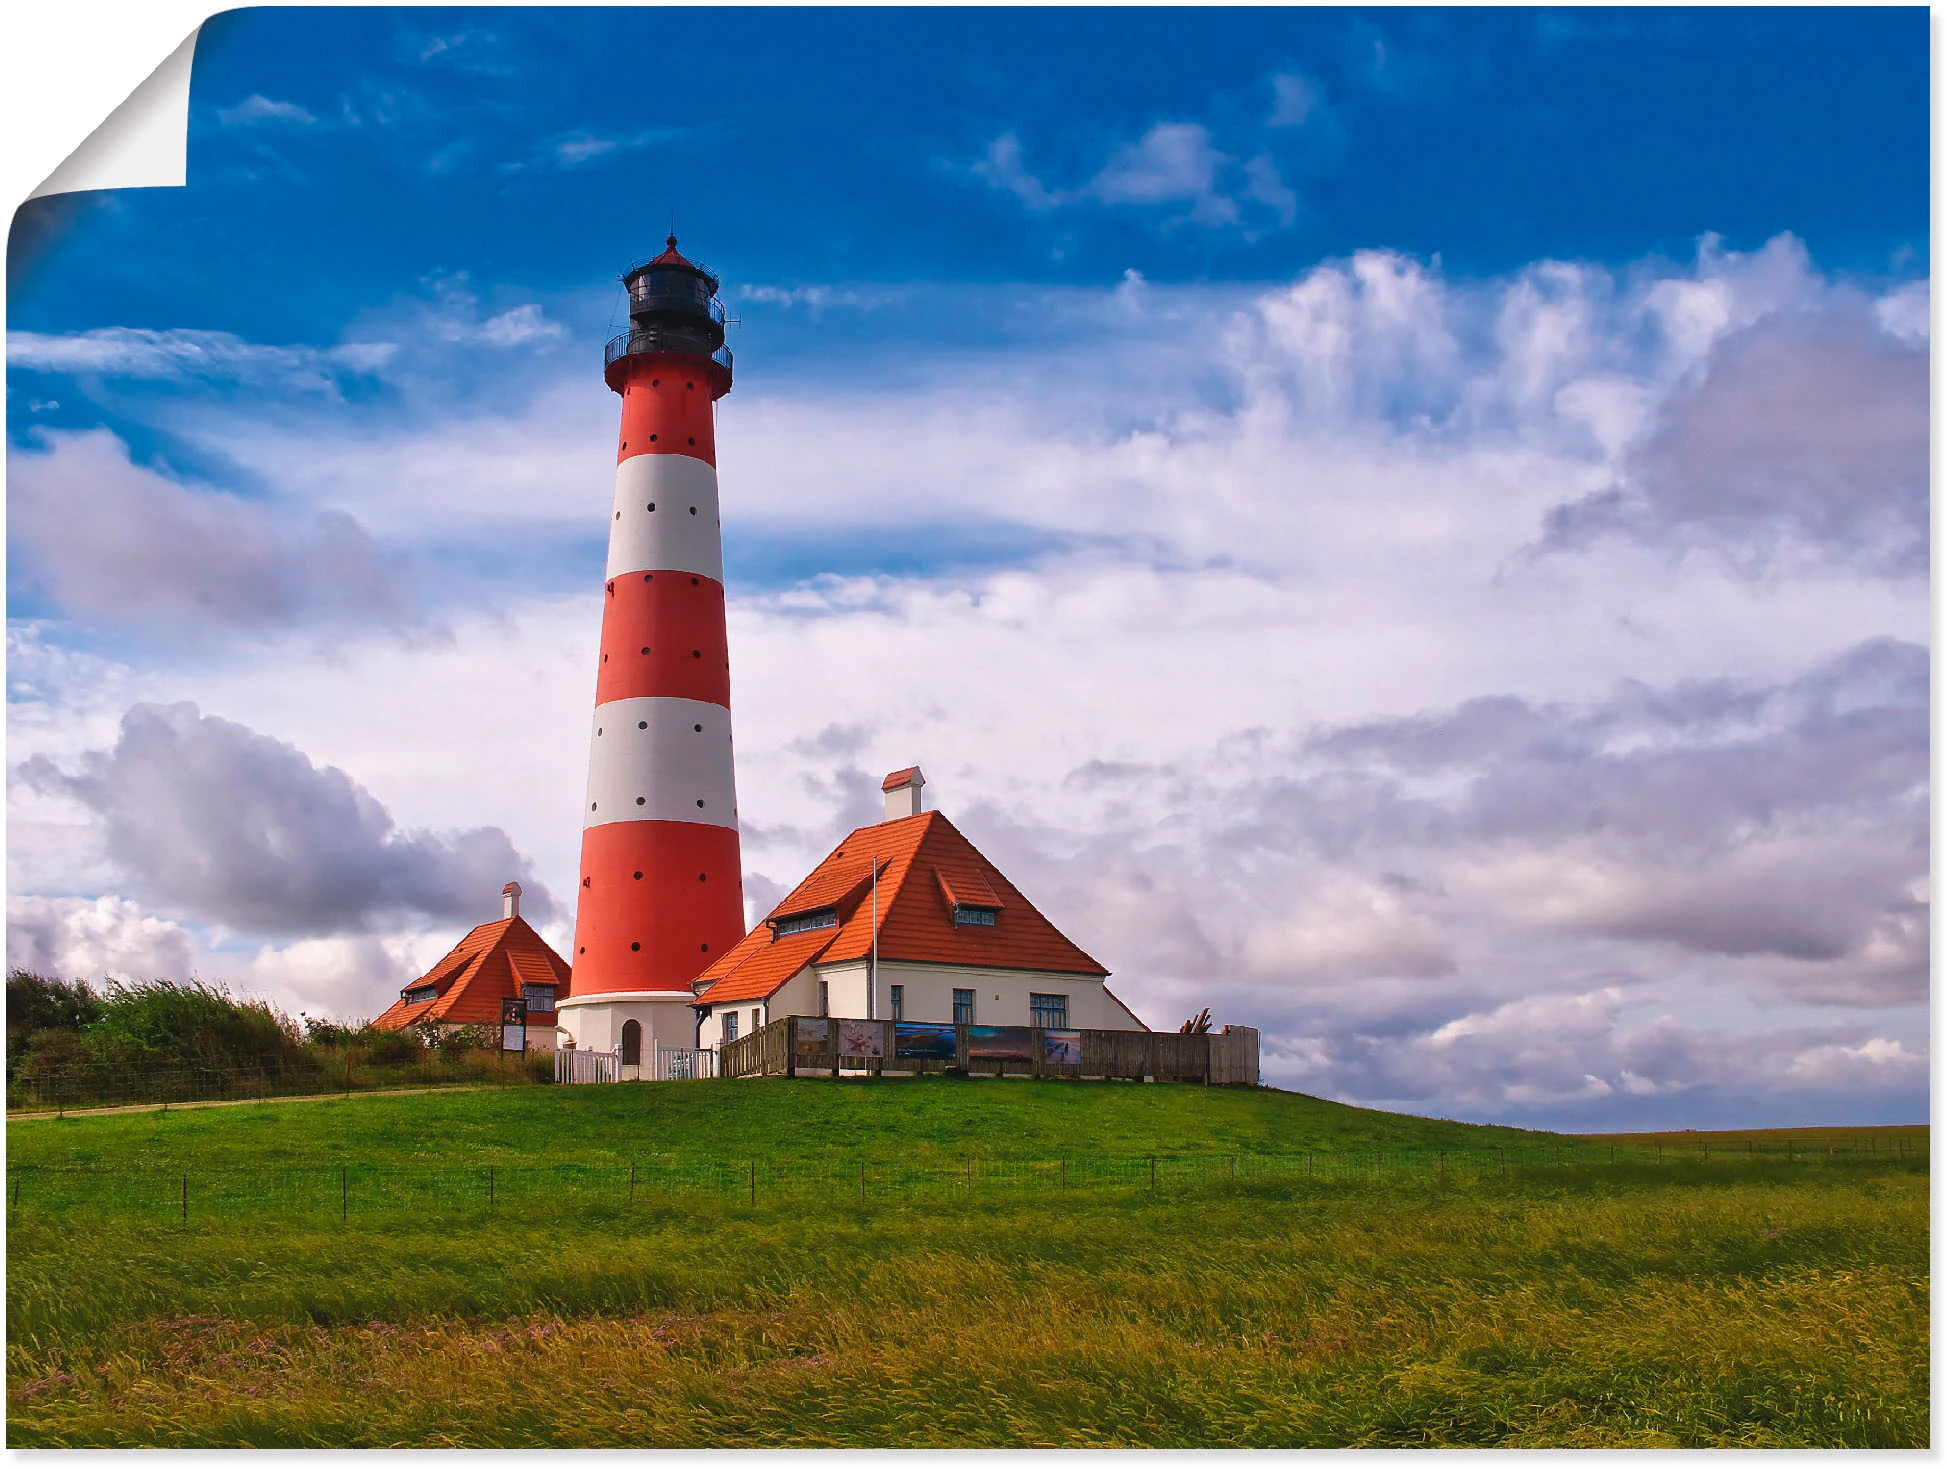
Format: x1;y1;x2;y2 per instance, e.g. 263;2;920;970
692;767;1144;1047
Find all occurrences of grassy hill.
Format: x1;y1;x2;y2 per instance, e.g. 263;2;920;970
6;1075;1553;1173
6;1081;1928;1449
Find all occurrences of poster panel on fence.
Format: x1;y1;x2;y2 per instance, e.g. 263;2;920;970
894;1022;957;1061
500;997;527;1053
966;1025;1033;1062
837;1019;883;1058
795;1017;832;1055
1042;1029;1082;1065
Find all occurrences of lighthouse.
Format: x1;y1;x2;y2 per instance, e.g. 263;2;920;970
555;237;745;1068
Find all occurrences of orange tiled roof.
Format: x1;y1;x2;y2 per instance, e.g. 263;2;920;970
371;915;571;1031
936;866;1002;910
693;811;1106;1008
771;857;879;919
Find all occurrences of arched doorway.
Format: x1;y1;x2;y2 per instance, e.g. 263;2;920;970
621;1019;642;1066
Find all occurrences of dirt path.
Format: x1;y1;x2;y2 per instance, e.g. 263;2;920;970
7;1083;502;1123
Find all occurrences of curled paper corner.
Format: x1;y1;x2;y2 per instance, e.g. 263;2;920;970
29;27;200;200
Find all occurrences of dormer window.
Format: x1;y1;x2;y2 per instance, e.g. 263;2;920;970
937;867;1005;926
403;985;437;1006
773;907;838;938
521;983;557;1010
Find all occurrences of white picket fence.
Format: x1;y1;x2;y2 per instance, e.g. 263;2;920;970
554;1046;717;1085
651;1045;717;1080
555;1048;619;1085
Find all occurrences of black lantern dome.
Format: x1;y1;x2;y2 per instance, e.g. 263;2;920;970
603;235;733;394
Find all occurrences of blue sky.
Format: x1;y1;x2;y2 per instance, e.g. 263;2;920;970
5;7;1930;1130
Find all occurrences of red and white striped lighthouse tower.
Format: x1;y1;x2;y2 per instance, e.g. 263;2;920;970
555;237;744;1065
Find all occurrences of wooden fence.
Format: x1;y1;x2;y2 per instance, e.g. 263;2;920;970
720;1016;1259;1086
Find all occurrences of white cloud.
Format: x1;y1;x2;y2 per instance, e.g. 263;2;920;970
1873;279;1928;346
738;284;898;314
7;327;394;389
6;894;196;983
972;117;1300;232
1243;154;1299;227
478;303;567;346
19;701;555;938
1268;72;1324;127
7;429;420;640
217;95;318;127
969;133;1061;211
1087;122;1238;225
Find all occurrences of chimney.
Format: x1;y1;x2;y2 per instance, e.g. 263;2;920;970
882;766;925;821
502;881;522;920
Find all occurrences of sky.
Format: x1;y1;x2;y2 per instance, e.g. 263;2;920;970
5;6;1930;1131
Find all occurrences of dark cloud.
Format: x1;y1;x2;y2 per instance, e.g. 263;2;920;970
7;429;422;640
1540;304;1928;576
19;702;551;937
949;637;1925;1123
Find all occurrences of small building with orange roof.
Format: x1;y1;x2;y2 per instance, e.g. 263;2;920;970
691;767;1145;1049
371;882;569;1051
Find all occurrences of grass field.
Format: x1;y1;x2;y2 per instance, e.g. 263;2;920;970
6;1078;1928;1447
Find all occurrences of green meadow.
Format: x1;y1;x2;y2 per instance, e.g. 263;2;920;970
6;1080;1928;1448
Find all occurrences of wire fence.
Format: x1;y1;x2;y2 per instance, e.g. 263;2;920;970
6;1135;1926;1224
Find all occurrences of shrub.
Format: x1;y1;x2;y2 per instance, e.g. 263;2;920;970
300;1014;363;1048
85;979;305;1077
7;970;105;1036
420;1022;497;1054
356;1030;424;1068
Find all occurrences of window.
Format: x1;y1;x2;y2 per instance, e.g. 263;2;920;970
1030;993;1069;1029
774;908;838;937
750;1008;761;1035
723;1012;738;1042
818;980;830;1017
521;983;556;1010
889;984;904;1021
953;988;976;1025
403;985;437;1006
951;904;998;927
620;1019;641;1065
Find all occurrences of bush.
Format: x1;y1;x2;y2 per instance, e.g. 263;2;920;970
88;979;304;1077
300;1014;363;1048
356;1030;424;1068
8;970;105;1036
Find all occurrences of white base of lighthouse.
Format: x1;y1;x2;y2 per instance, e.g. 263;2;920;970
555;991;702;1075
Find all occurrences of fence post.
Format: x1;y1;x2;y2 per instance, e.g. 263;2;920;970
1060;1157;1066;1191
1438;1149;1446;1181
1307;1151;1313;1179
629;1164;636;1206
488;1165;495;1208
1228;1154;1235;1183
341;1164;348;1224
858;1161;865;1202
1498;1147;1506;1178
1149;1154;1156;1192
180;1173;188;1227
